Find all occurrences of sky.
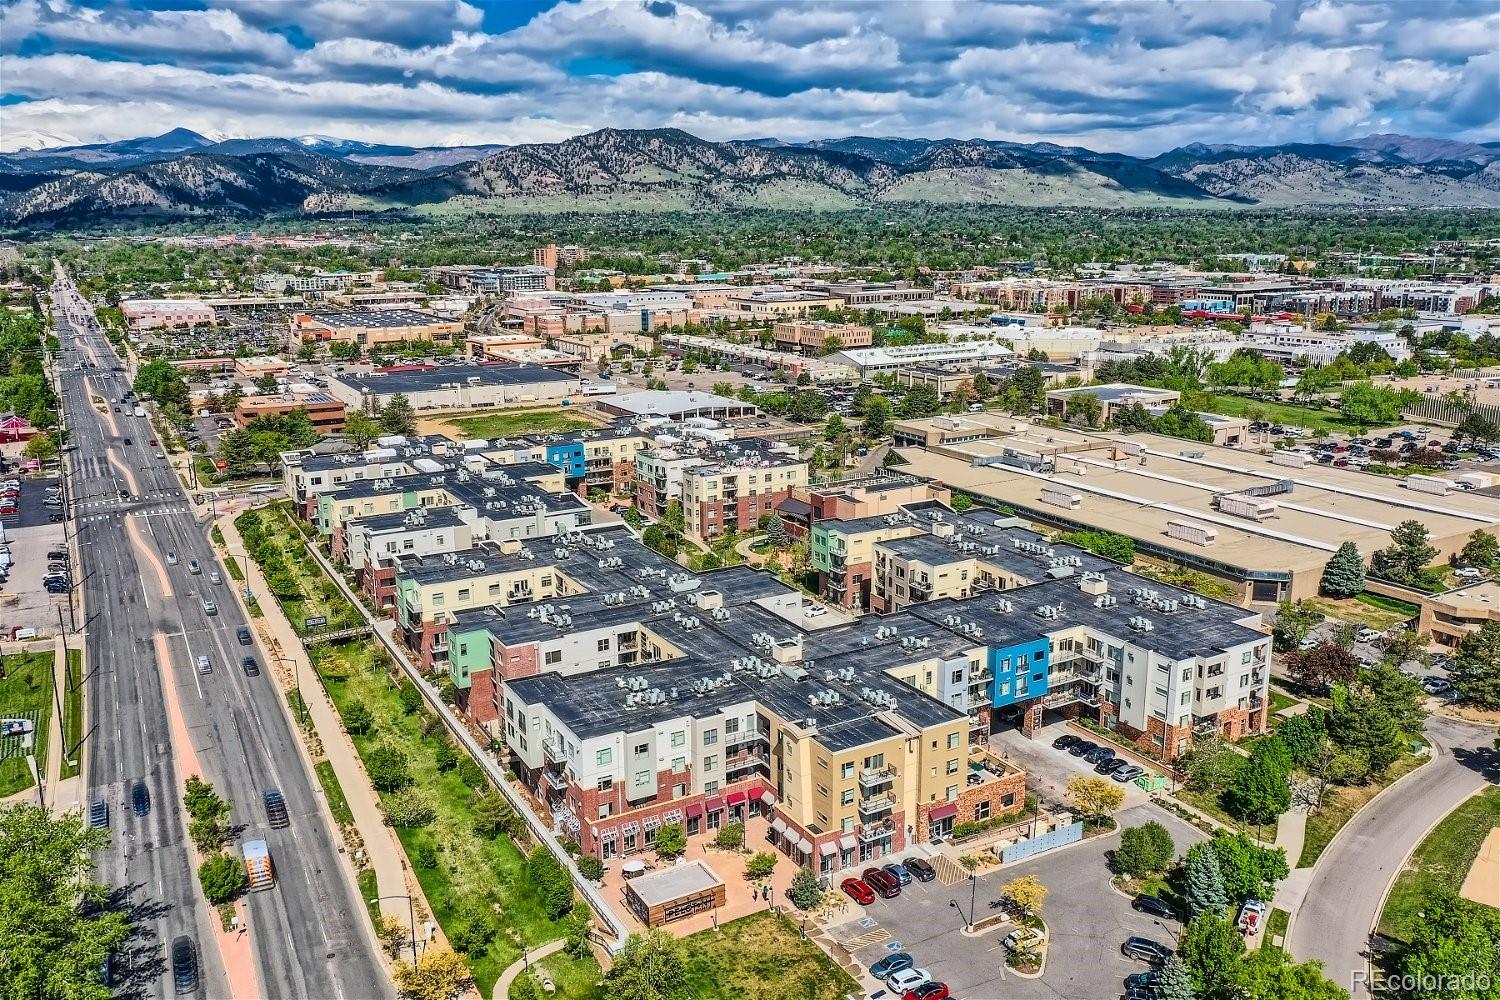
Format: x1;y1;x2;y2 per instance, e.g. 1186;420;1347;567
2;0;1497;154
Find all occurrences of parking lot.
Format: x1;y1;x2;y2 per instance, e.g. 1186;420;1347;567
841;802;1204;1000
0;475;70;637
987;721;1160;808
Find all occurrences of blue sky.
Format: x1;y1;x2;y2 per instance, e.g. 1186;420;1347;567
2;0;1496;153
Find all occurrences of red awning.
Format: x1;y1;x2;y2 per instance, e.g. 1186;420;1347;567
704;797;725;813
725;790;747;806
929;802;959;822
684;802;704;819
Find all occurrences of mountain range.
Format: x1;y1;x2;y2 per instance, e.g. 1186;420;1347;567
4;127;1499;227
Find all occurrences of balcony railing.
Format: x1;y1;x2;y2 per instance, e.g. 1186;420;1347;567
725;729;770;750
1041;687;1100;709
858;820;895;843
858;793;895;817
542;738;566;763
858;765;897;789
726;751;769;772
541;769;569;791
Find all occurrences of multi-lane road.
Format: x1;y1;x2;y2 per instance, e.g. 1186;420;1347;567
49;268;387;1000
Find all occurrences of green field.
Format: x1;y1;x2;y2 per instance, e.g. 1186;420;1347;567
679;912;860;1000
313;758;356;829
1190;393;1387;434
60;650;83;780
1378;786;1500;944
444;408;598;439
0;651;54;795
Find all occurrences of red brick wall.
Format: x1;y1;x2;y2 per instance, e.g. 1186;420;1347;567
493;640;540;680
465;669;500;725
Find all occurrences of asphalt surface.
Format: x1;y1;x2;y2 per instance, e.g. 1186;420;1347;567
51;270;388;1000
1287;713;1499;998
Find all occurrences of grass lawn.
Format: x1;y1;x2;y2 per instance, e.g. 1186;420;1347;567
311;640;561;994
679;912;859;1000
1298;753;1428;869
1378;786;1500;945
1190;393;1376;435
1269;689;1299;716
445;408;597;439
1264;908;1290;954
357;868;380;930
0;651;54;795
1355;593;1421;618
510;951;604;1000
60;649;83;779
236;505;359;634
1175;787;1253;834
313;758;356;828
1308;596;1414;633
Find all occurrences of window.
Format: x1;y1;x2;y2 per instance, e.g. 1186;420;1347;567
431;592;445;606
488;583;500;596
1001;792;1015;807
703;755;717;772
704;780;719;797
633;743;648;756
672;757;685;772
945;784;958;801
457;588;470;601
597;777;612;792
946;759;959;775
703;729;718;746
724;718;740;734
841;789;855;806
597;638;610;652
545;650;562;665
974;801;991;821
671;731;686;748
597;804;612;819
596;749;612;766
633;769;650;785
948;733;961;750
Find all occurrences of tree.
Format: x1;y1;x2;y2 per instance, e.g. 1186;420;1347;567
1454;412;1500;444
1234;949;1348;1000
1064;392;1103;427
1287;643;1360;696
1178;912;1245;1000
999;874;1048;914
448;894;497;957
606;930;691;1000
1370;520;1438;585
392;947;473;1000
714;821;745;850
367;739;412;791
22;433;57;464
1208;831;1289;903
433;741;458;772
788;866;823;910
654;823;686;858
765;515;790;549
1398;893;1500;1000
183;776;232;853
376;913;410;960
1272;599;1324;652
1459;529;1500;571
823;413;847;439
254;373;280;395
1114;821;1175;878
563;900;593;958
862;395;892;438
661;500;686;539
577;855;605;881
526;846;575;921
1155;955;1196;1000
1360;662;1427;738
1179;735;1246;794
1057;529;1136;564
397;680;422;714
344;698;375;735
1183;843;1229;918
0;804;130;1000
1066;774;1124;824
344;410;380;450
1277;711;1327;769
198;851;248;904
1451;621;1500;710
746;851;777;880
1011;365;1046;410
380;393;416;435
1337;382;1417;426
132;358;189;409
1324;683;1404;784
1319;542;1365;598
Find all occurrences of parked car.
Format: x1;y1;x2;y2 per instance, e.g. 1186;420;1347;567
841;878;876;906
1422;676;1454;696
1132;895;1177;920
887;968;932;993
1112;763;1147;783
862;867;901;898
903;857;937;882
883;862;913;886
195;655;211;675
1121;937;1173;964
1067;740;1098;757
869;952;914;979
1237;899;1268;934
1053;733;1080;750
1083;746;1116;766
903;983;949;1000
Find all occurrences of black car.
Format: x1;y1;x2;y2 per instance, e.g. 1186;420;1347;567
171;936;199;995
48;512;64;522
1132;895;1177;920
1094;755;1124;775
236;626;252;646
1121;936;1173;964
241;656;260;677
1083;746;1116;765
264;788;290;829
1067;740;1098;757
1052;733;1080;750
903;857;937;882
131;779;150;816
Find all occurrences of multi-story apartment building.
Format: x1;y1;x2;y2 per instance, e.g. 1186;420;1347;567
534;244;591;269
675;443;809;543
771;320;874;355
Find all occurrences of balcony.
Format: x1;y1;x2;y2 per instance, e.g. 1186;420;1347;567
725;750;769;772
858;793;895;817
542;738;566;763
725;729;770;750
858;765;897;789
858;820;895;843
1041;685;1100;710
541;769;569;792
968;668;993;686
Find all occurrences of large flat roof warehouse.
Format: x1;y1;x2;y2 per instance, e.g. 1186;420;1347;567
897;423;1498;605
333;364;576;396
300;309;447;329
597;390;758;420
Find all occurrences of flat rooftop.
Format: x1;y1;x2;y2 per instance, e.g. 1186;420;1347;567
300;309;450;328
604;390;753;417
334;364;575;395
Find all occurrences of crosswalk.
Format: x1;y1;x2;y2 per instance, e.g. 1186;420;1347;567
71;490;182;512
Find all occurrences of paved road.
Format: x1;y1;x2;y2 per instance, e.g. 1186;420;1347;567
1288;714;1498;997
50;271;388;1000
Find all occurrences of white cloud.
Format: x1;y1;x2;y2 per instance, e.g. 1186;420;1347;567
2;0;295;63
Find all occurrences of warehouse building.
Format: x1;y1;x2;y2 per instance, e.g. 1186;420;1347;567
328;363;580;413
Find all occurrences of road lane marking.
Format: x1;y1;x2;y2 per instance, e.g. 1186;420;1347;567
124;512;173;598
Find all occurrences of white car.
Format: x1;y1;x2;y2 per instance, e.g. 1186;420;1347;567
1356;628;1381;643
1455;567;1484;580
803;605;827;619
887;968;932;992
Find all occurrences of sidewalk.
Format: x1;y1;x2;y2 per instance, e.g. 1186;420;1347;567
492;939;566;1000
217;513;432;938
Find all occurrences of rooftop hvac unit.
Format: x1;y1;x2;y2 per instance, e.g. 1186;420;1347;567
1166;519;1218;547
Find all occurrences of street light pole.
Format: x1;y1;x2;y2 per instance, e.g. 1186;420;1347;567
370;894;419;962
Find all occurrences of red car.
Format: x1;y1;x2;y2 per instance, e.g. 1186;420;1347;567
905;983;949;1000
148;439;158;446
840;878;876;905
862;867;902;899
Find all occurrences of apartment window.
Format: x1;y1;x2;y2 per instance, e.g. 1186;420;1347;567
948;733;961;750
671;731;686;748
1001;792;1015;808
945;784;958;801
488;584;500;596
841;789;855;806
597;638;610;652
431;593;445;606
1242;651;1253;664
1182;668;1191;682
840;762;854;779
703;755;717;773
724;718;740;735
672;757;686;772
704;780;719;797
597;804;612;819
1240;674;1251;688
974;801;991;821
457;588;470;601
545;650;562;665
946;759;959;775
634;770;650;785
633;743;649;756
597;777;612;792
950;669;963;684
703;729;718;746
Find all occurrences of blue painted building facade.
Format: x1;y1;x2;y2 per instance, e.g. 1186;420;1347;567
545;441;587;480
988;637;1050;710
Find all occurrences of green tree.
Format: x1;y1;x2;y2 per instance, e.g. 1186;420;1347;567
788;866;823;910
654;823;686;858
1114;821;1175;878
1183;843;1229;918
433;741;458;772
254;373;280;395
384;789;437;828
1272;599;1324;651
344;698;375;735
183;776;232;853
344;410;380;450
1337;382;1417;426
765;515;790;549
1325;683;1404;784
0;804;130;1000
397;680;422;714
1234;949;1348;1000
1057;529;1136;564
198;851;248;904
1451;621;1500;710
132;358;189;409
1179;736;1245;795
22;433;57;464
577;855;604;882
898;384;941;419
526;846;575;921
471;793;515;838
1207;831;1289;903
714;821;744;850
1155;955;1197;1000
1319;542;1366;598
1397;893;1500;1000
367;739;411;791
1011;365;1046;410
1360;662;1427;738
392;947;472;1000
1063;391;1103;427
1458;529;1500;571
1370;520;1438;585
1178;912;1244;1000
380;393;416;435
606;930;691;1000
824;413;847;439
746;851;777;880
1276;711;1327;769
862;395;892;438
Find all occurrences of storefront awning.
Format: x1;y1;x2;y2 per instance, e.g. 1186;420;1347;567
819;841;838;856
759;790;775;806
929;802;959;822
684;803;704;819
705;797;725;812
839;834;858;851
770;817;787;834
796;835;813;854
725;790;747;806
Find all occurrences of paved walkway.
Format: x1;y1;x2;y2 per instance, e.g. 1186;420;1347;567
733;533;770;566
491;938;566;1000
217;513;430;939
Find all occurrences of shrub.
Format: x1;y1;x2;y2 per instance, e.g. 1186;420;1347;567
654;823;686;858
198;852;248;904
367;740;411;791
746;851;777;880
457;757;486;789
577;855;604;881
714;822;744;850
383;789;437;828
